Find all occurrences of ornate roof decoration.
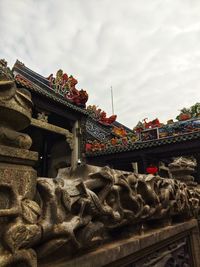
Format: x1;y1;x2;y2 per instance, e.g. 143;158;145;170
86;130;200;157
86;105;117;126
0;59;14;81
13;60;89;115
176;103;200;121
85;120;138;153
112;125;127;137
85;119;111;142
85;108;200;156
47;70;88;107
169;156;197;187
15;74;33;89
133;118;162;133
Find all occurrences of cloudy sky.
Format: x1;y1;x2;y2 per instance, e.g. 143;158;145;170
1;0;200;128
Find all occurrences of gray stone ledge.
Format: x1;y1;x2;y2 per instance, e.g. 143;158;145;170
40;219;199;267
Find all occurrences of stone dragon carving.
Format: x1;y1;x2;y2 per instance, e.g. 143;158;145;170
0;60;200;266
36;167;199;260
2;164;200;266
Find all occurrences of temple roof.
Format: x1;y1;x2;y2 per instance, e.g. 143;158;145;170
85;117;132;142
13;60;200;160
12;60;131;141
86;130;200;157
13;60;89;115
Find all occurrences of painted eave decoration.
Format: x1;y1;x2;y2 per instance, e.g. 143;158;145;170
86;131;200;157
86;115;200;157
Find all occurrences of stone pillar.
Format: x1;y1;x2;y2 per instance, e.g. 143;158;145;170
71;120;80;170
190;223;200;267
0;61;41;266
169;157;197;187
194;153;200;184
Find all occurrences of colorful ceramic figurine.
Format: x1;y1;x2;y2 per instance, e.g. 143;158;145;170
47;71;88;107
86;105;117;126
143;118;161;129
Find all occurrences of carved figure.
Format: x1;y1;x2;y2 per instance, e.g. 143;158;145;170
47;71;88;107
67;88;88;106
112;126;127;137
86;105;117;125
99;111;117;125
169;157;197;187
143;118;161;129
133;121;144;133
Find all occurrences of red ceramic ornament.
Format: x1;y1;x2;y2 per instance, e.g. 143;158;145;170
146;166;158;175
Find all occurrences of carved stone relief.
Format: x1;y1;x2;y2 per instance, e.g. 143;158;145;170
0;61;39;266
133;238;191;267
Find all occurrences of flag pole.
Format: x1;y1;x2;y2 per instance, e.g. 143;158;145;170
111;86;114;115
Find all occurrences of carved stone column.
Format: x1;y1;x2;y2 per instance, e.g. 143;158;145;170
71;120;80;170
169;157;197;187
0;61;41;267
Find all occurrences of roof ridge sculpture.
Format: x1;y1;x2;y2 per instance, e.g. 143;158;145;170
12;60;129;132
13;60;91;115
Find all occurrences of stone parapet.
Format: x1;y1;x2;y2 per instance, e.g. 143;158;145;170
52;219;199;267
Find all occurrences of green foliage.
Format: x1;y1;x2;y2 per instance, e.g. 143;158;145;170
180;107;191;114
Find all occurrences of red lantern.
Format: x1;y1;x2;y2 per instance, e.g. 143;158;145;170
146;166;158;175
85;143;92;152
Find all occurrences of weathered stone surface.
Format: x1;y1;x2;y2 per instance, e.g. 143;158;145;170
0;163;37;199
32;164;200;266
1;159;200;266
0;126;32;149
0;81;32;131
39;219;199;267
0;160;40;267
169;157;198;187
0;144;38;165
0;64;39;267
0;158;41;267
0;61;32;149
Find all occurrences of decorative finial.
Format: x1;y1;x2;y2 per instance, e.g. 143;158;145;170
0;59;14;82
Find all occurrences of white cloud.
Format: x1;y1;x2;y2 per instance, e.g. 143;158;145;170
1;0;200;128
